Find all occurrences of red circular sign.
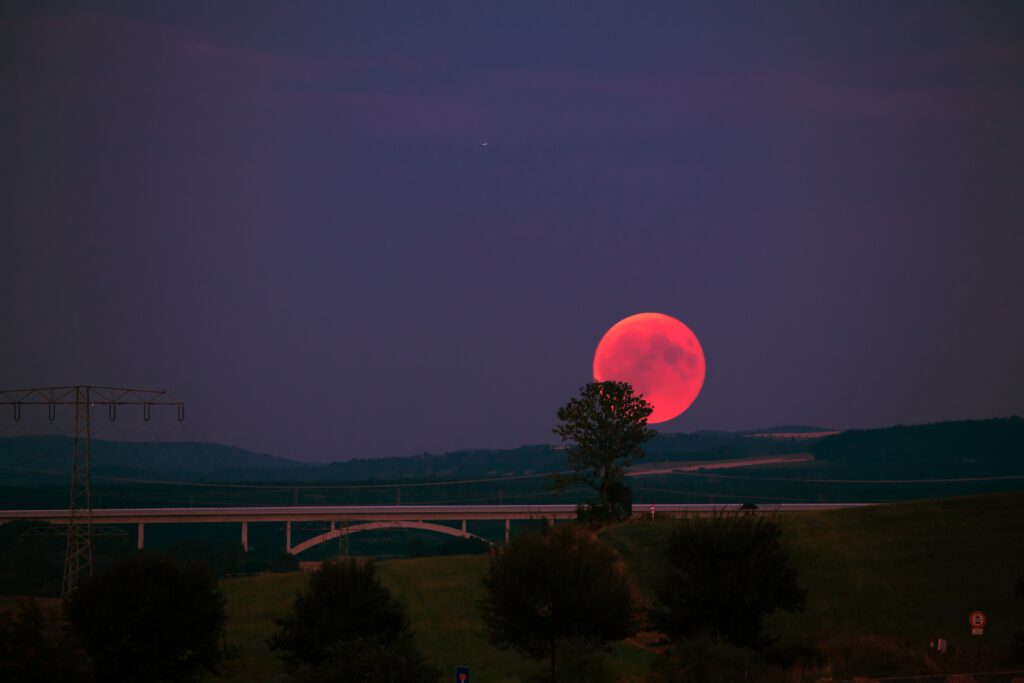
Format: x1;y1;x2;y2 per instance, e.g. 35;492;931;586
969;611;987;627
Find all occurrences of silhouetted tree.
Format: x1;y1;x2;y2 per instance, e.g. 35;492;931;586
0;520;129;597
0;521;64;597
652;514;805;649
549;381;655;508
269;559;439;682
0;598;92;683
480;525;635;682
64;552;227;683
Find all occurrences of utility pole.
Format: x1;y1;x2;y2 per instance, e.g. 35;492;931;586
0;385;183;597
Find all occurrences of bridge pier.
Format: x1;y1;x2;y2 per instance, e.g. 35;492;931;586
241;521;248;551
461;519;467;536
505;519;510;544
137;522;144;550
286;521;292;554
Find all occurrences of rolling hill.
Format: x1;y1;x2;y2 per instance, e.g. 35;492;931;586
210;492;1024;682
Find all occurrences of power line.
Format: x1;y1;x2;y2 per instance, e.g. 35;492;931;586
0;463;565;490
0;385;182;597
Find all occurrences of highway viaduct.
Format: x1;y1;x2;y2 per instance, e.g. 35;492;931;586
0;503;876;555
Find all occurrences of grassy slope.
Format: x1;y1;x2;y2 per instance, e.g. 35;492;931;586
212;492;1024;681
774;493;1024;655
215;557;654;683
602;492;1024;666
216;572;306;683
0;595;61;613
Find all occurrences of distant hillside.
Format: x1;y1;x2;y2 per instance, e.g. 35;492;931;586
313;444;563;481
2;418;1020;487
739;424;833;434
810;417;1024;473
0;436;309;484
314;433;811;481
0;429;820;485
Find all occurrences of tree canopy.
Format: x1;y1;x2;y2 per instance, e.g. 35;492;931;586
549;381;655;508
652;514;806;649
269;559;439;682
479;525;635;682
63;552;227;683
0;598;92;683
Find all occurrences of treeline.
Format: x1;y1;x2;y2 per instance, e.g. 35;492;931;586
812;417;1024;468
310;432;810;481
1;430;820;486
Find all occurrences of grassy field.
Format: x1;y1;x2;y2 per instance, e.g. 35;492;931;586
214;556;656;683
603;492;1024;677
9;492;1022;681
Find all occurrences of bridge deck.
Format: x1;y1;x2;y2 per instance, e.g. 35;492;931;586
0;502;876;525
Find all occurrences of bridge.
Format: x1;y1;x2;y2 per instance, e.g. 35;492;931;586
0;502;877;555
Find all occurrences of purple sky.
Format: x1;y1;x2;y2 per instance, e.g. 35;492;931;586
2;2;1022;462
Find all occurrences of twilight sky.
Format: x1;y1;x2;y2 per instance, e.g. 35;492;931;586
1;2;1022;462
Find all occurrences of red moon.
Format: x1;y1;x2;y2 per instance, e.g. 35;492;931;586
592;312;706;424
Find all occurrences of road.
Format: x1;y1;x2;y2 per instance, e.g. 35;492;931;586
626;453;815;477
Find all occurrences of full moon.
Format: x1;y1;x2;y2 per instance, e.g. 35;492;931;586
592;312;706;424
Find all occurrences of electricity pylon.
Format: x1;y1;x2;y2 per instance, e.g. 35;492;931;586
0;385;183;597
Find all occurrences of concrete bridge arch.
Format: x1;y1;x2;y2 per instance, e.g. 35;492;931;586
288;520;494;556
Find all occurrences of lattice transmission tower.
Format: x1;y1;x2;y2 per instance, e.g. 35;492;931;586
0;385;183;597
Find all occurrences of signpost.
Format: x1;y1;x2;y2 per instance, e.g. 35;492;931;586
969;610;986;636
455;665;470;682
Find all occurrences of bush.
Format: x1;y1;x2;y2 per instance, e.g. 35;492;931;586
652;635;779;683
652;514;805;649
270;559;439;682
575;502;629;525
0;598;92;683
480;525;635;682
544;638;615;683
64;552;227;683
0;521;64;597
816;633;943;679
289;636;439;683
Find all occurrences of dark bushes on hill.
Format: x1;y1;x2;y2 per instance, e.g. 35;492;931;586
652;514;805;649
479;524;635;682
269;559;439;682
0;598;92;683
64;552;227;683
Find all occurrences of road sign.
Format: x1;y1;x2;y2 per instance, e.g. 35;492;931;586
969;610;986;635
455;665;470;682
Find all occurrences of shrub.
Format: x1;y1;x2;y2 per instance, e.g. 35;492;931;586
269;559;439;682
652;514;805;649
64;552;226;683
480;525;635;682
0;598;92;683
652;635;780;683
